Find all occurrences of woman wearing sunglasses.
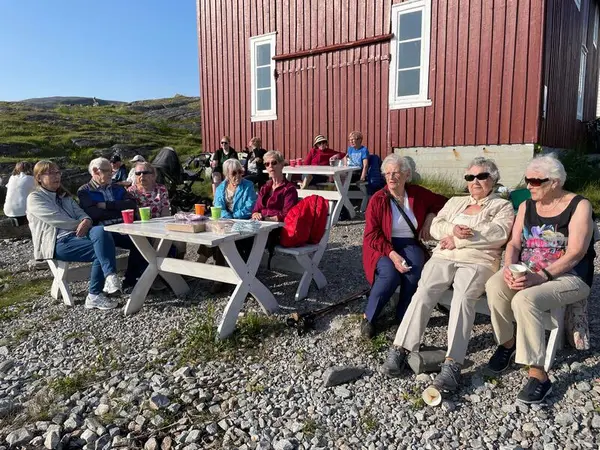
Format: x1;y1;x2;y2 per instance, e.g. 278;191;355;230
210;136;238;197
485;155;595;404
214;159;257;220
127;162;171;218
381;157;514;395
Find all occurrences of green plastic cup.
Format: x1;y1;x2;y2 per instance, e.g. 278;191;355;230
139;206;151;221
211;206;222;219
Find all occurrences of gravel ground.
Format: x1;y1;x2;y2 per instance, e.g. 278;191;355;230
0;215;599;450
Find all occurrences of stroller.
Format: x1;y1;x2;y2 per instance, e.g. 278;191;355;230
152;147;212;213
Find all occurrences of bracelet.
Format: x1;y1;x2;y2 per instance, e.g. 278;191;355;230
541;268;554;281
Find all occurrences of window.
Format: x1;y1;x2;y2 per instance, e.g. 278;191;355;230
388;0;432;109
577;46;587;121
250;33;277;122
574;0;581;11
594;4;599;48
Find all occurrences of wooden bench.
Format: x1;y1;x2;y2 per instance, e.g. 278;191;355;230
394;288;564;372
316;181;370;212
272;200;334;301
47;254;129;306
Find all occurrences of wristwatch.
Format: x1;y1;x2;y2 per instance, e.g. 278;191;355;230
541;268;554;281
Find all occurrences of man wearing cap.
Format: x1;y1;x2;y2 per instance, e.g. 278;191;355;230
125;155;146;187
110;154;128;186
300;135;345;189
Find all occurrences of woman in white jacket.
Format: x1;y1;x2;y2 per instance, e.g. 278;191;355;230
3;162;35;225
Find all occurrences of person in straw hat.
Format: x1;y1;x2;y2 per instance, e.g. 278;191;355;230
300;134;346;189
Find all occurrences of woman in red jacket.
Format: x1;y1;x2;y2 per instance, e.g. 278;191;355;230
300;135;346;189
362;154;447;337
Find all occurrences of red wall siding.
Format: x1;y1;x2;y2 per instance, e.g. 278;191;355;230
198;0;595;160
540;0;600;149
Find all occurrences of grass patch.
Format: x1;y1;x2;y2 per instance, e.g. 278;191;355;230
49;371;96;398
192;178;214;202
363;333;388;355
26;389;58;422
180;305;286;363
361;410;378;432
0;274;51;316
302;418;319;435
414;174;464;198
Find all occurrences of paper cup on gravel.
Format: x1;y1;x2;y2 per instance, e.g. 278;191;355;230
139;207;151;221
509;263;528;278
121;209;134;224
422;386;442;406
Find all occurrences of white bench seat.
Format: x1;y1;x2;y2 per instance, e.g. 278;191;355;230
275;244;321;256
316;181;370;212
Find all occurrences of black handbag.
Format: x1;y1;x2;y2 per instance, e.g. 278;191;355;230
386;192;432;260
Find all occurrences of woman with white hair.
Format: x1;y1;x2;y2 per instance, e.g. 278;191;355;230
362;154;447;338
484;154;595;404
381;157;514;394
214;159;257;219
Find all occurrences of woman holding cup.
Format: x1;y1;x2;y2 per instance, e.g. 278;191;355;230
485;155;596;404
127;162;171;219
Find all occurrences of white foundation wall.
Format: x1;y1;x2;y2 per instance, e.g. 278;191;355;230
393;144;535;188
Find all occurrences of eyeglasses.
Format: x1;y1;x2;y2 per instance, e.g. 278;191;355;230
524;177;549;187
464;173;490;182
264;161;278;167
220;141;229;145
230;170;243;176
383;171;402;178
98;168;111;173
135;170;154;176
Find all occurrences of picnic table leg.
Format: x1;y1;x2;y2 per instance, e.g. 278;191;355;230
217;231;279;339
332;172;355;224
124;236;160;315
155;239;189;297
48;260;73;306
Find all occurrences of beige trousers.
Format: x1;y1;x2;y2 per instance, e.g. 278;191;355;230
393;257;494;364
485;270;590;367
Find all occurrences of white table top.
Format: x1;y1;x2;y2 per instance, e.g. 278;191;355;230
280;165;359;176
105;218;281;246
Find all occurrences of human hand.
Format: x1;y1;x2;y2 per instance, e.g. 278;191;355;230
390;251;411;273
419;213;435;241
360;175;366;182
509;272;545;291
453;225;473;239
439;236;456;250
255;157;263;163
76;219;92;238
503;266;514;286
97;202;106;209
251;212;263;221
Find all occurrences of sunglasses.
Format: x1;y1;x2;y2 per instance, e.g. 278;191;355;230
135;170;154;176
264;161;278;167
230;170;243;176
525;177;549;187
464;172;490;182
220;141;229;145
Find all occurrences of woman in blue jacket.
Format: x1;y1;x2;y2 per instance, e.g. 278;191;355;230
214;159;257;219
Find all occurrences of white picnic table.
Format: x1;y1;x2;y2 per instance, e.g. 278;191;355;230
104;217;282;339
281;165;359;225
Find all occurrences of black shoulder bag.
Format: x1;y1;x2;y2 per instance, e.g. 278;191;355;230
386;192;432;260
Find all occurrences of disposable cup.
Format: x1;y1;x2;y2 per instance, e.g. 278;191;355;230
422;386;442;406
290;159;297;167
195;204;206;215
509;263;528;278
139;207;151;221
296;158;304;166
121;209;134;224
211;206;222;219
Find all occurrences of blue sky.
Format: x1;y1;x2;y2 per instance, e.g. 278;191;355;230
0;0;200;101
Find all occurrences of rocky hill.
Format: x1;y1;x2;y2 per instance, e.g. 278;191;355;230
0;95;202;182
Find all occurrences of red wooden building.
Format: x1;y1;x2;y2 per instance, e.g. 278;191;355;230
196;0;600;186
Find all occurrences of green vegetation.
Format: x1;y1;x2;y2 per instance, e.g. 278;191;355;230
0;273;51;322
414;174;464;198
302;418;319;435
49;371;96;398
363;333;388;355
180;305;286;363
361;410;378;432
0;96;202;168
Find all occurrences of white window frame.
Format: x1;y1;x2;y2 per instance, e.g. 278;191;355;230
577;45;587;121
250;32;277;122
594;4;599;48
388;0;432;110
575;0;581;11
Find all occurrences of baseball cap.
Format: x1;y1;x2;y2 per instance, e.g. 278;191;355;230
130;155;146;163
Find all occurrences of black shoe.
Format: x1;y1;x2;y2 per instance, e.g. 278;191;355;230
381;347;407;378
517;377;552;404
360;318;376;339
487;343;516;374
433;360;462;392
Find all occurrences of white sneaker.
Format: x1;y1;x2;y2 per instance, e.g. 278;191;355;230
103;274;122;296
85;293;118;310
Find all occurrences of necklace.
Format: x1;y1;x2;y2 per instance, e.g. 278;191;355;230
538;193;564;213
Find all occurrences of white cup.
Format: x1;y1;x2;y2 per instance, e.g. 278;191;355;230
422;386;442;406
508;263;528;278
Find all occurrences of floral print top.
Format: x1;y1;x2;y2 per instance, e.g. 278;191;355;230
128;184;170;219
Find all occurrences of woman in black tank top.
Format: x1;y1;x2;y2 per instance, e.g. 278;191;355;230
485;155;595;405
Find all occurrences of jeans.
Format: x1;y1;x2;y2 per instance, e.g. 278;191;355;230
112;233;147;284
54;226;117;295
364;238;426;323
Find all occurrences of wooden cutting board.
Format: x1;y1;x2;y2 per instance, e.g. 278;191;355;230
165;222;206;233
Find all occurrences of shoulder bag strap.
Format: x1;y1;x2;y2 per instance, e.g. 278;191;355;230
386;192;419;239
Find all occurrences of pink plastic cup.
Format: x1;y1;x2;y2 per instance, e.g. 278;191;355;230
296;158;304;166
290;159;297;167
121;209;134;224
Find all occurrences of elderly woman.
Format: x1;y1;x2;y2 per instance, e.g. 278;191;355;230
27;161;119;310
214;159;257;219
211;136;239;196
127;162;171;218
362;154;447;338
252;150;298;222
344;131;369;182
244;136;268;187
380;157;515;392
484;155;595;404
300;135;346;189
3;161;35;225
